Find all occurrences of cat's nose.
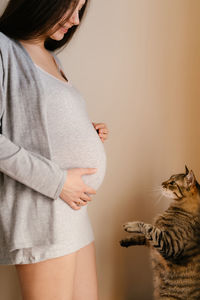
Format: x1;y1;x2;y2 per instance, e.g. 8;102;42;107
162;182;167;188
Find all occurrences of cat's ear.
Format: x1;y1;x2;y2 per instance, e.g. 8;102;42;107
185;170;196;188
185;165;189;175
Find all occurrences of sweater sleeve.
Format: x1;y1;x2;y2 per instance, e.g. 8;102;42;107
0;54;67;201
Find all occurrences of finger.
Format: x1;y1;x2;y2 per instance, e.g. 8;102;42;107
79;168;97;175
95;123;107;130
100;137;106;143
99;138;106;143
85;186;97;195
99;133;107;139
80;192;91;201
70;202;81;210
75;199;87;206
99;129;108;134
99;132;107;136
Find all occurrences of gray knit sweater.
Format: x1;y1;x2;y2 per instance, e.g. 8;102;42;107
0;31;106;252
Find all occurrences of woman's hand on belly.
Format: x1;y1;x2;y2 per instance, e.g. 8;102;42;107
92;122;109;143
59;168;97;210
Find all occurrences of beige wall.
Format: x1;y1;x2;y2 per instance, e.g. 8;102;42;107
1;0;200;299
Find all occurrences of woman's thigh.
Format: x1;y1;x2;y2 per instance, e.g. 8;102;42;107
72;241;99;300
15;251;77;300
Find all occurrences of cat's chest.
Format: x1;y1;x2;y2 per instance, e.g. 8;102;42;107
150;247;171;271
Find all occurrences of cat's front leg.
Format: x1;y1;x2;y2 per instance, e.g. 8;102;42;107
124;221;157;242
123;221;161;247
120;222;148;247
123;221;145;233
120;233;149;247
125;223;184;260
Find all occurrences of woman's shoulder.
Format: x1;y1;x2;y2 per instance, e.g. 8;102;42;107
0;32;31;67
0;31;12;45
0;32;13;58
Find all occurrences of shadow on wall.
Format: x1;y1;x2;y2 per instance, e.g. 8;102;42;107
112;173;158;300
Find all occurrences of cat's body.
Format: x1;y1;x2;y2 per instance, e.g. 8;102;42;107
120;166;200;300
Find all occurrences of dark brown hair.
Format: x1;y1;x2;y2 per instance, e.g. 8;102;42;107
0;0;89;52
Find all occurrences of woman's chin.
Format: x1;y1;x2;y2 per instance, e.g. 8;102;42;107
49;31;65;41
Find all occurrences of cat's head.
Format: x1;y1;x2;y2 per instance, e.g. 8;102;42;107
161;165;200;201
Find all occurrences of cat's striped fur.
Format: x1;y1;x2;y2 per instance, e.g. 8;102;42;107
120;166;200;299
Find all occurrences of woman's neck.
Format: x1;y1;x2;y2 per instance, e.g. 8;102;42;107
18;37;46;52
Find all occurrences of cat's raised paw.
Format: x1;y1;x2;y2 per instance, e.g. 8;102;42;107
123;221;143;233
119;239;130;248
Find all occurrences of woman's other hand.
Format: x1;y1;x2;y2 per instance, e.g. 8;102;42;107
92;122;109;143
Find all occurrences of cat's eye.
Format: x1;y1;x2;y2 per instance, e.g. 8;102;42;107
170;181;176;185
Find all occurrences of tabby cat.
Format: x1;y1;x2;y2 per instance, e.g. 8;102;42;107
120;166;200;299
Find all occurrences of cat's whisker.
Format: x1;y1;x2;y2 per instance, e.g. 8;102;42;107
146;186;161;190
151;187;162;191
149;188;163;194
154;193;164;206
149;189;162;194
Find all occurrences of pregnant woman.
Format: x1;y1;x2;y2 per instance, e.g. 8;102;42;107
0;0;108;299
